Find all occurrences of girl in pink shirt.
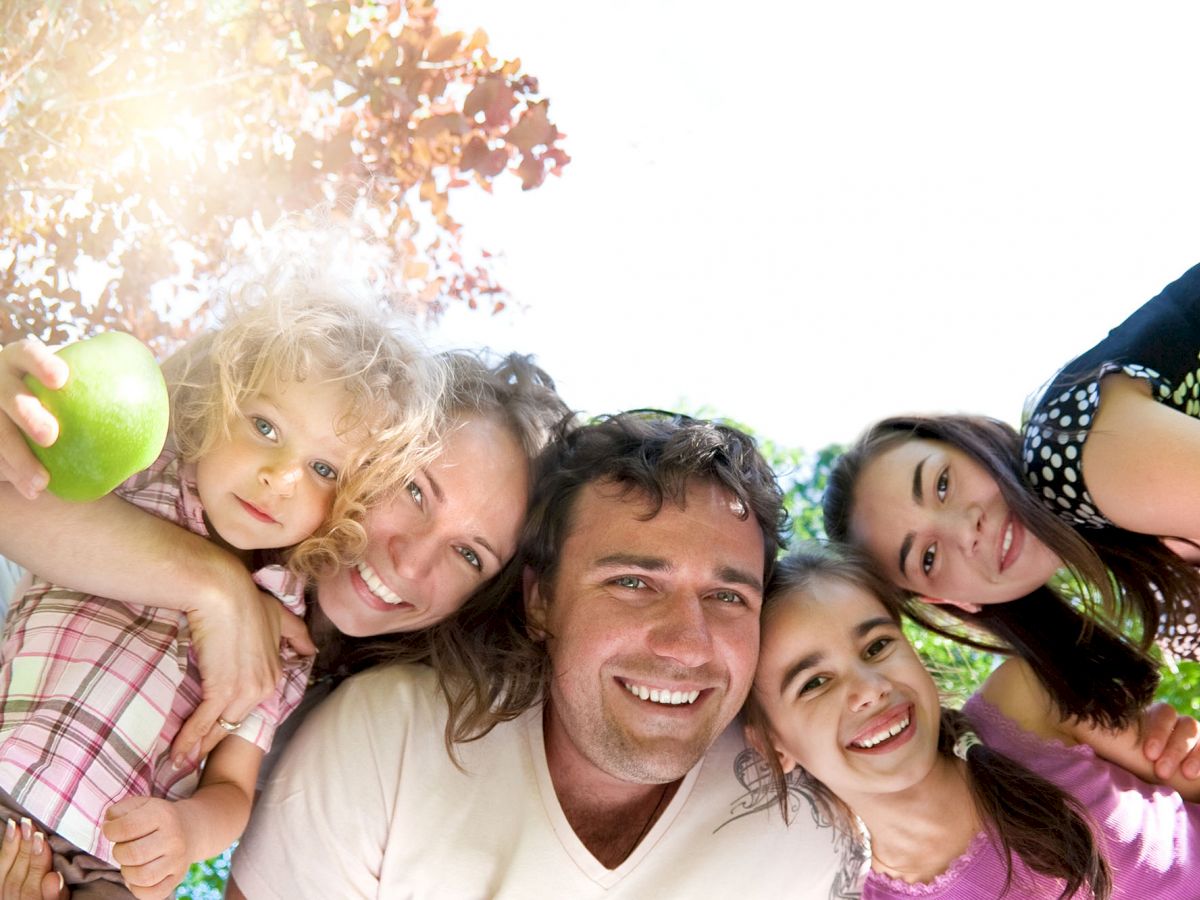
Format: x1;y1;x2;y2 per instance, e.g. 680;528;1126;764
745;543;1200;899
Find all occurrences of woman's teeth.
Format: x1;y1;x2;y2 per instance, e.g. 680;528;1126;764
623;681;700;705
851;714;911;749
357;562;408;606
1002;522;1013;558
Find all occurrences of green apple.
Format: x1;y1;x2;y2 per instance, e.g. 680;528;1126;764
23;331;170;502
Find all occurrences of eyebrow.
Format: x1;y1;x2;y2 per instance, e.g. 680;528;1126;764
778;616;896;696
898;456;930;577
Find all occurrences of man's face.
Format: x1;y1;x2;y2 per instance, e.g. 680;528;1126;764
527;478;766;788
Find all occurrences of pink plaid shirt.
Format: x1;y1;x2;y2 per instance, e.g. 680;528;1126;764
0;450;311;863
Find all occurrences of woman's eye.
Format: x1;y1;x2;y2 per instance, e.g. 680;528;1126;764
865;637;893;658
614;575;646;590
922;544;937;576
253;417;277;440
799;674;829;695
456;546;482;571
936;468;949;501
407;482;423;507
311;461;337;481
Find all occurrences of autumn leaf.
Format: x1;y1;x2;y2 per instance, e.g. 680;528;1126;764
506;100;557;152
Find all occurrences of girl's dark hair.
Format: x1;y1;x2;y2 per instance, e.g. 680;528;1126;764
743;544;1112;900
940;707;1111;900
822;414;1160;729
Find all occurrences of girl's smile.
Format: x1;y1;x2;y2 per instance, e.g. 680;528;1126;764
751;576;943;799
848;438;1062;611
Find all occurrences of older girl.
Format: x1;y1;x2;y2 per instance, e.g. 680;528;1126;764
824;262;1200;670
745;544;1200;899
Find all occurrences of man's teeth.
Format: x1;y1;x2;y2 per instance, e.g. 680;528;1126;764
623;681;700;706
852;714;910;749
357;562;408;606
1002;522;1013;558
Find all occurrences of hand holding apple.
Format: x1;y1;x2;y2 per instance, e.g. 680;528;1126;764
0;337;69;498
21;332;170;502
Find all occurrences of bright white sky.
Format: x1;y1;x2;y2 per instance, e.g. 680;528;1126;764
427;0;1200;452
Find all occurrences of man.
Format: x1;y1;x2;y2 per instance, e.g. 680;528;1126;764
229;412;861;898
226;411;1200;899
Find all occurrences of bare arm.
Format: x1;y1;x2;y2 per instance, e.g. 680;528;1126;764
103;737;263;900
981;657;1200;800
1084;373;1200;543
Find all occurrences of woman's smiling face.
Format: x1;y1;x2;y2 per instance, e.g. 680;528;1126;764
751;577;942;801
848;438;1061;612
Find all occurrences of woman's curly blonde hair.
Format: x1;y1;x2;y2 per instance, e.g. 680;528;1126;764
162;240;445;580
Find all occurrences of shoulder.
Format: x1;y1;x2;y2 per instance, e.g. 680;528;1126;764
977;658;1073;745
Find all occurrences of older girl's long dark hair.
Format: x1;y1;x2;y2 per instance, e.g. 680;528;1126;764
822;414;1160;729
743;544;1112;900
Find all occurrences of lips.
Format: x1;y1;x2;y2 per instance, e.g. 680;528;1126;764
237;497;278;524
846;703;915;753
998;516;1024;573
353;561;415;611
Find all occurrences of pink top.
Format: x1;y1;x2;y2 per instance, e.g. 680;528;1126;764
0;450;311;863
864;693;1200;899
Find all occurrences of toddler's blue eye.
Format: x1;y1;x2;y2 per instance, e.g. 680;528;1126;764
312;461;336;480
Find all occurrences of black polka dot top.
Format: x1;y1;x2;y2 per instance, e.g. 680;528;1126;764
1022;261;1200;659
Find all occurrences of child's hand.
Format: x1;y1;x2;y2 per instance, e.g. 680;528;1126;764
102;797;192;900
0;817;68;900
0;337;68;500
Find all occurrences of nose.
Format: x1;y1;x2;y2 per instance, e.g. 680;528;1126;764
390;531;439;583
847;666;891;712
260;458;304;497
645;592;715;668
949;503;984;557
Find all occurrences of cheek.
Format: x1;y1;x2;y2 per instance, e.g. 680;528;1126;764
720;624;760;689
427;578;474;623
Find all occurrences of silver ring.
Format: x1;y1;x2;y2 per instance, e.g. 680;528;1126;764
217;716;242;733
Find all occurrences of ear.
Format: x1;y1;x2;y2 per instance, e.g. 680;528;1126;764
919;595;982;615
743;724;799;775
523;566;548;641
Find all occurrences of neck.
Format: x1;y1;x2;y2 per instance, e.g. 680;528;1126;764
850;755;980;884
542;703;680;869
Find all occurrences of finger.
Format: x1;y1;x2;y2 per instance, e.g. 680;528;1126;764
278;609;316;657
21;832;56;900
0;825;19;900
111;833;165;871
4;821;35;900
0;421;49;500
117;853;181;892
169;700;220;769
1156;714;1200;781
196;710;255;761
101;799;157;844
40;869;65;900
6;339;68;393
1140;702;1174;762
